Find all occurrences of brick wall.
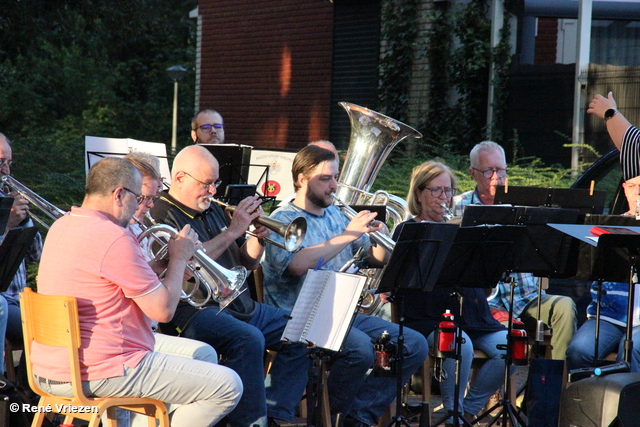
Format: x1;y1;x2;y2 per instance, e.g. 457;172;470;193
197;0;334;150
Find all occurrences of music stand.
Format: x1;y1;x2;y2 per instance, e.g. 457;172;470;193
551;224;640;377
0;196;13;233
376;222;458;427
0;226;38;292
379;223;523;427
198;144;252;196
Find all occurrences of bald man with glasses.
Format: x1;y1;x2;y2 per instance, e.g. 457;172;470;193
453;141;576;360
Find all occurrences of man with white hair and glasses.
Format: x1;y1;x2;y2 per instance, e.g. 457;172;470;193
453;141;576;360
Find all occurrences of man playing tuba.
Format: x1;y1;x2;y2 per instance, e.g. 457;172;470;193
261;145;428;427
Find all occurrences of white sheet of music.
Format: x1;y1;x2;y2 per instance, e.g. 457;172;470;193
282;269;367;351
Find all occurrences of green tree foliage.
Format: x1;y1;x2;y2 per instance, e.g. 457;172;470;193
0;0;197;206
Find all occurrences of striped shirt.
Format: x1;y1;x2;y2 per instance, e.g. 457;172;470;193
620;125;640;181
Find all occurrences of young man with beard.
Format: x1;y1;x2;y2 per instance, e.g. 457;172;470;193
261;145;428;427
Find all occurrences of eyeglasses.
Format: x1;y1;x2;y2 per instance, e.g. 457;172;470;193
195;124;225;133
472;168;507;179
423;187;457;198
140;194;160;206
121;187;145;205
184;172;222;190
0;159;13;168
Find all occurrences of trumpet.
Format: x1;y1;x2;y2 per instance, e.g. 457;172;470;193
332;193;395;254
135;217;247;311
1;175;66;229
211;198;307;252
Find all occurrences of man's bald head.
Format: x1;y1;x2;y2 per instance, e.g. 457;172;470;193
172;145;219;181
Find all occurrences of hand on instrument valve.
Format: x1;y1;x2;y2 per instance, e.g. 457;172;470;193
227;195;263;239
7;194;30;229
344;210;382;238
167;224;198;263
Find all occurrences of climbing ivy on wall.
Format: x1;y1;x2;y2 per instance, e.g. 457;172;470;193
378;0;514;155
377;0;420;123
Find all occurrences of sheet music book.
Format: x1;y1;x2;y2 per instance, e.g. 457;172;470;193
282;269;367;351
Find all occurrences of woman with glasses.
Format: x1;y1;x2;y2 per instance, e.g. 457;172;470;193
393;160;508;426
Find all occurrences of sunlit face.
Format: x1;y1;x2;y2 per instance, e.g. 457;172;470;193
470;149;507;199
179;164;219;212
303;160;339;209
191;111;225;144
0;139;12;176
623;176;640;214
132;177;160;223
415;173;453;223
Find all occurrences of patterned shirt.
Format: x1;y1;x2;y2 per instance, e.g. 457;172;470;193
587;281;640;328
1;217;43;305
453;186;542;317
261;202;371;311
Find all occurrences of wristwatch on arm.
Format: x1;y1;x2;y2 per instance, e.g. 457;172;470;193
605;108;617;121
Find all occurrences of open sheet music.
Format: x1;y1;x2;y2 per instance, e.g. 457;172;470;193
282;269;367;351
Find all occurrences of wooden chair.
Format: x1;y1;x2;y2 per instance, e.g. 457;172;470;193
20;287;169;427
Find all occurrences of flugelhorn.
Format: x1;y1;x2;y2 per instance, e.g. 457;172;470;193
211;198;307;252
1;175;66;229
136;218;247;311
332;193;395;254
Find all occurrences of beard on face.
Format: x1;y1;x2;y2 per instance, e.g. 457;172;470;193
306;186;332;209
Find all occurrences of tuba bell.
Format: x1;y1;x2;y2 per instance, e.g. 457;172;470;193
335;102;422;232
137;221;247;311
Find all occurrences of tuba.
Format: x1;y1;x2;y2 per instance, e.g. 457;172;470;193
335;102;422;232
136;220;247;311
1;175;66;229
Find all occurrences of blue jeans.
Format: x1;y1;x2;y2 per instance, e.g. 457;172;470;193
566;319;640;372
180;303;310;426
428;329;508;417
327;314;429;425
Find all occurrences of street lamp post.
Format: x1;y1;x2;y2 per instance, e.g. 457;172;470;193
166;65;187;155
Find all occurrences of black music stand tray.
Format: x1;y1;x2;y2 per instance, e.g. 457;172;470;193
379;223;523;427
0;226;38;292
551;224;640;379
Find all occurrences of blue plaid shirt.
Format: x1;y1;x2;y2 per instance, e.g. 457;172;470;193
261;202;371;311
453;187;542;316
1;218;43;305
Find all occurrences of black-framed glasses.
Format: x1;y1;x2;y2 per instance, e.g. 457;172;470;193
0;158;13;168
196;124;225;133
184;172;222;190
472;167;507;179
121;187;145;205
423;187;457;198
